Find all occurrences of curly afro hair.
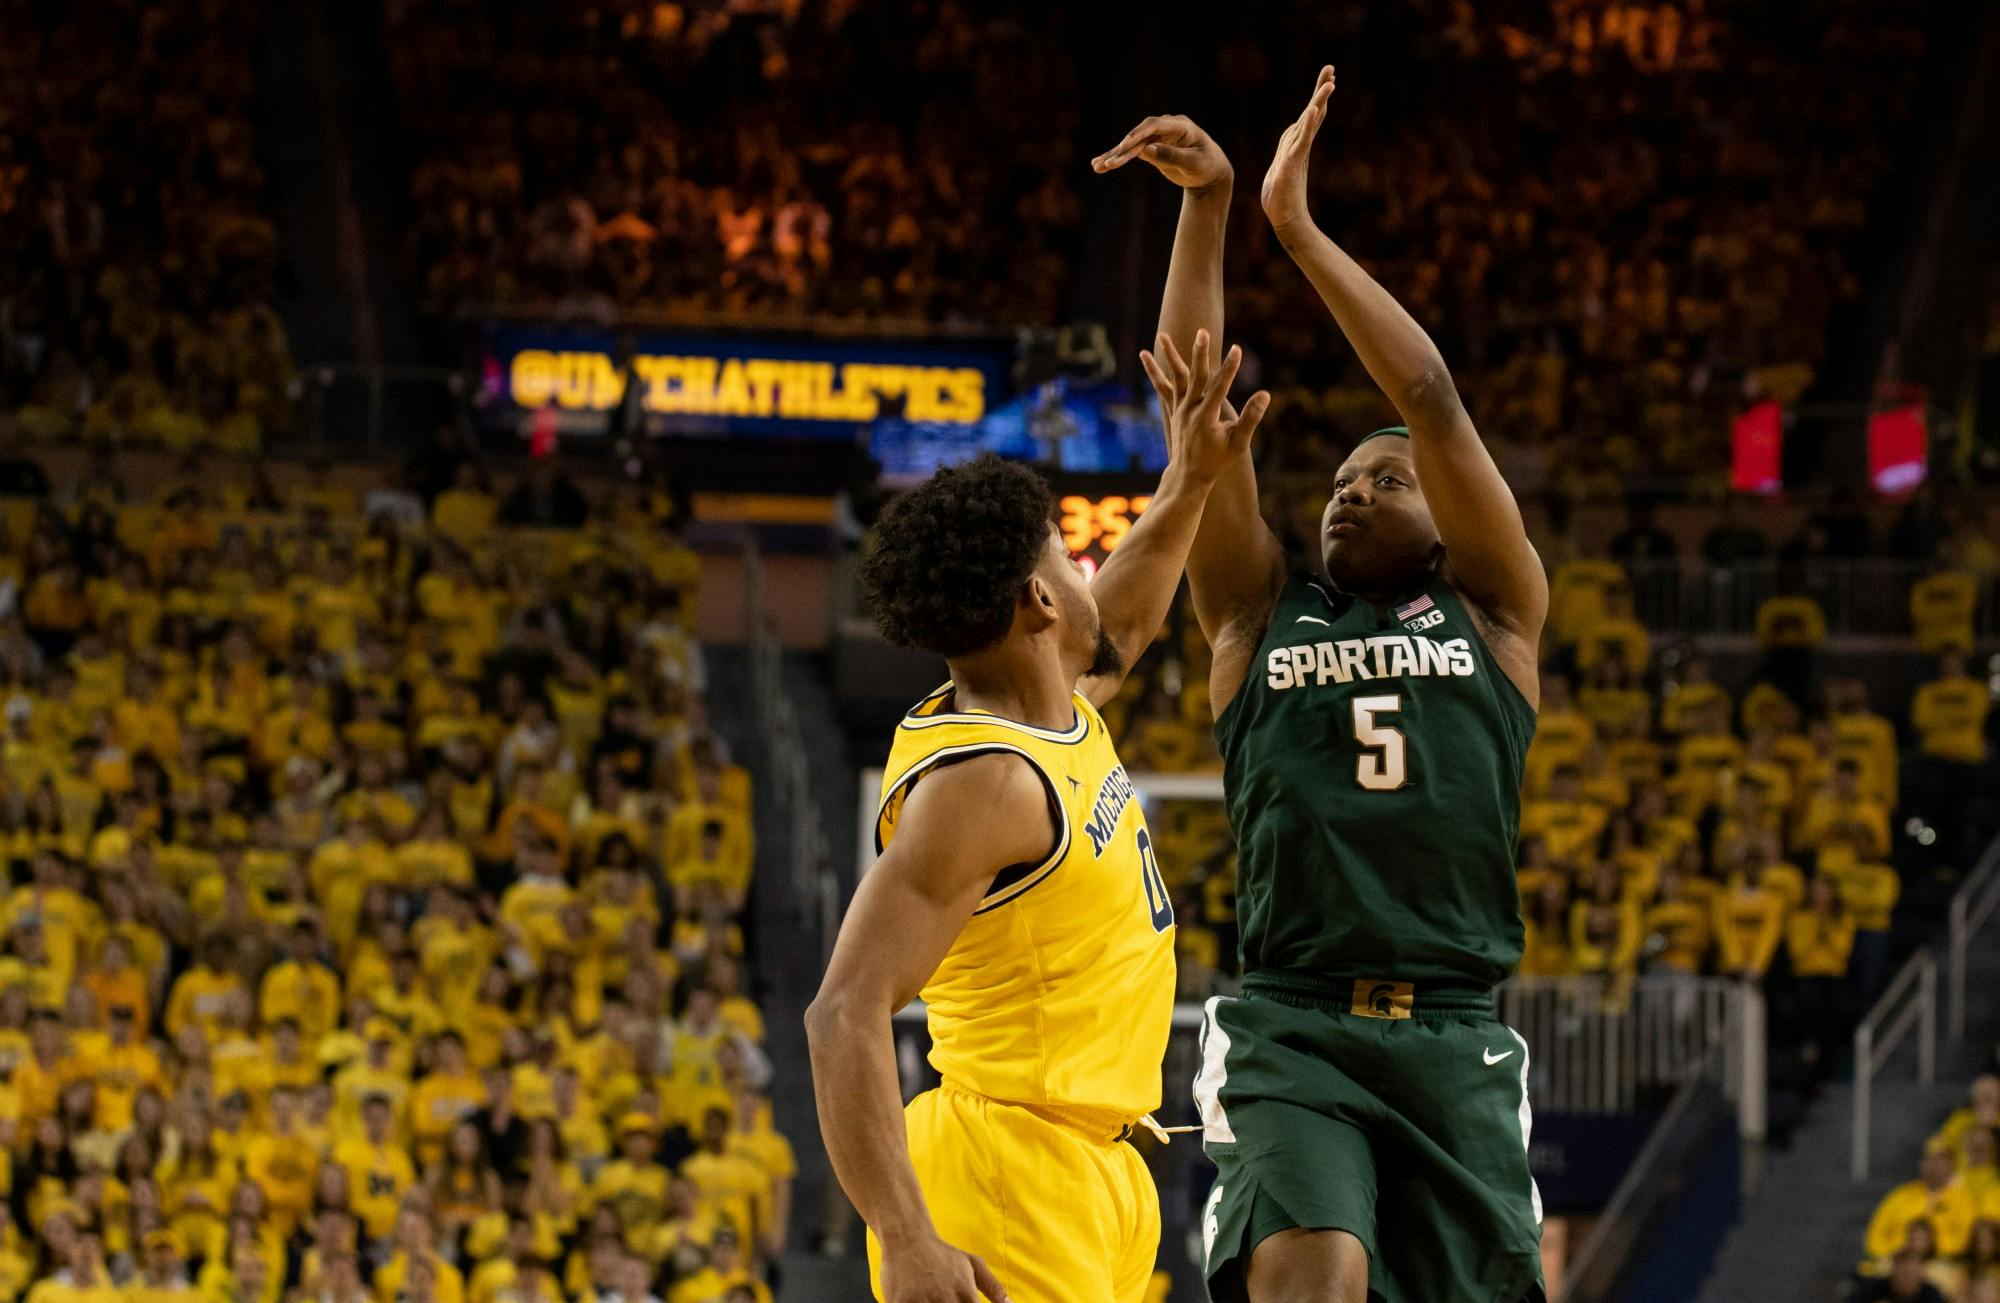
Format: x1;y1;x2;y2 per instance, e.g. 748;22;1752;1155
861;455;1054;658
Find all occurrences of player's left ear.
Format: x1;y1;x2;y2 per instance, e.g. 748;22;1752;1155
1020;575;1060;631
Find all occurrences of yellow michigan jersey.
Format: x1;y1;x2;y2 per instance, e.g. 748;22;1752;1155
869;683;1174;1303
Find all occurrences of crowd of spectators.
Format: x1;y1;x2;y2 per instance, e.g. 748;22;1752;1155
382;0;1082;326
1202;0;1933;484
0;0;293;454
0;450;788;1303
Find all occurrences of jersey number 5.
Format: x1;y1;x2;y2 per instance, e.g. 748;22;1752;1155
1135;827;1174;932
1352;694;1407;791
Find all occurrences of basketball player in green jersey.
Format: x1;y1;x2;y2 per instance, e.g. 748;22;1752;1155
1096;67;1549;1302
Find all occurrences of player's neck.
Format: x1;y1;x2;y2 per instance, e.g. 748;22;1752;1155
1327;552;1442;612
947;648;1076;732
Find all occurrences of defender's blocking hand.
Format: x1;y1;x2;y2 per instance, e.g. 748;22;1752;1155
1140;329;1270;486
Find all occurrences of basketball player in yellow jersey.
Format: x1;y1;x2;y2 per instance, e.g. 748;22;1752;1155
807;333;1269;1303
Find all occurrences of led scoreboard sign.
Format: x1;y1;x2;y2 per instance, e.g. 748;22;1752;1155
1058;491;1152;578
476;324;1012;439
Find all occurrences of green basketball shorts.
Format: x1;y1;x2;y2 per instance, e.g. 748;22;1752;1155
1192;977;1545;1303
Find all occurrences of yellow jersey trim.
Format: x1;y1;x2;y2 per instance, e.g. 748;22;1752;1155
900;682;1090;745
874;741;1070;912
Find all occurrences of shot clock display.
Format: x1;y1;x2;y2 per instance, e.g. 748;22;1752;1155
1058;491;1151;577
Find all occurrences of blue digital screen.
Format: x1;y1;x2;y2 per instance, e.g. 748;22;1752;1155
871;379;1167;479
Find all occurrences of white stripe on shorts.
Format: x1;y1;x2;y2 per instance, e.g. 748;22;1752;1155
1507;1025;1544;1225
1193;996;1236;1144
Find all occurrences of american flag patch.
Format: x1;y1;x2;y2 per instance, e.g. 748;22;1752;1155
1394;594;1434;621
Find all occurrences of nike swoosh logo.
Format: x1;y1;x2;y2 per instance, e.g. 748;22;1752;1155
1294;615;1330;626
1483;1049;1515;1066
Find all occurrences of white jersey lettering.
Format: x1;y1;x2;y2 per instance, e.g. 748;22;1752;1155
1265;637;1479;694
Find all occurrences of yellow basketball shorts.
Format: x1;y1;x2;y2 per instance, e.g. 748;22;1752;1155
866;1083;1161;1303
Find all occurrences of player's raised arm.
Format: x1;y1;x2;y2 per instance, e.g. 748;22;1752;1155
1075;330;1269;708
1263;66;1548;645
805;755;1051;1303
1095;114;1287;718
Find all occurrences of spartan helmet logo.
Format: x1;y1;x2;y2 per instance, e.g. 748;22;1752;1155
1351;978;1413;1019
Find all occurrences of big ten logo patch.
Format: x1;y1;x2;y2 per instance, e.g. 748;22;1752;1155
1405;608;1446;633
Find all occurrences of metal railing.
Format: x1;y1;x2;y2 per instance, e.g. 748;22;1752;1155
1557;1040;1735;1303
1498;976;1765;1137
742;539;835;961
1851;947;1939;1180
1948;833;2000;1039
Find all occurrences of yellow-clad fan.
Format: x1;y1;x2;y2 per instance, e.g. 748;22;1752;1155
1754;590;1828;649
1865;1145;1977;1261
1914;648;1991;765
334;1093;418;1242
1909;543;1979;654
1934;1076;2000;1162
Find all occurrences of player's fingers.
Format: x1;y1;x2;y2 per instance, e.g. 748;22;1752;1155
1187;329;1212;400
1091;117;1161;171
1299;67;1332;119
1144;142;1198;171
967;1255;1010;1303
1305;67;1336;130
1100;117;1155;158
1228;389;1273;452
1156;332;1190;390
1138;349;1176;412
1197;345;1244;426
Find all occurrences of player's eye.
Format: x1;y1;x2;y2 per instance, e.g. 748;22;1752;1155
1333;477;1349;489
1378;475;1400;488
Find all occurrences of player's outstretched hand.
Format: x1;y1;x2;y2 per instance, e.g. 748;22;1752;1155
1091;114;1232;192
1141;328;1271;486
1261;64;1335;232
880;1232;1010;1303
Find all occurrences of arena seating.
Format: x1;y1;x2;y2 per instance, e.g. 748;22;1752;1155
1201;0;1934;480
370;0;1936;443
0;0;293;454
0;451;785;1303
380;0;1083;326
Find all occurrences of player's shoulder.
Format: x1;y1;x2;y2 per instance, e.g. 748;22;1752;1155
883;742;1054;850
909;748;1049;801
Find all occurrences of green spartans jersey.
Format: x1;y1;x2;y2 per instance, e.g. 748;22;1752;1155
1215;574;1536;989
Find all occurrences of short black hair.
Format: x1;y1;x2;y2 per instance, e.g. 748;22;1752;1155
861;456;1053;658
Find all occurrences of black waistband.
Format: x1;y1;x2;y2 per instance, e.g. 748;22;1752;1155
1242;969;1496;1017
